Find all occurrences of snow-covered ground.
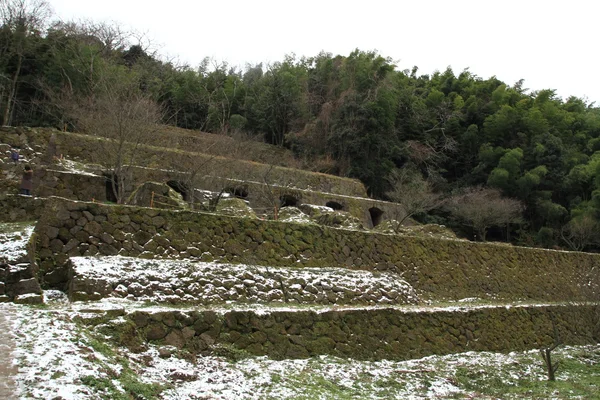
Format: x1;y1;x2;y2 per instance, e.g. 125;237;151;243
3;297;599;400
1;214;598;399
0;222;34;263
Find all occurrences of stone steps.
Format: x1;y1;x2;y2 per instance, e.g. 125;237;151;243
76;302;600;361
0;222;43;304
0;263;43;304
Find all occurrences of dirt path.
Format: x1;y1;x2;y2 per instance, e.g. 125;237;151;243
0;305;19;400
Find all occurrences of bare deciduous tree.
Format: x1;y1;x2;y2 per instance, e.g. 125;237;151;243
61;74;163;204
253;164;298;220
445;187;524;241
560;214;600;252
169;147;225;210
385;168;445;230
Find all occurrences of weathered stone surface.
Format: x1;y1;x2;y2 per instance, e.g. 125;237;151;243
11;278;42;296
131;311;150;328
98;243;118;256
164;330;185;348
100;232;114;245
83;221;103;237
45;226;59;239
44;267;68;286
158;345;177;358
14;293;43;304
63;238;79;253
88;304;597;362
146;322;169;340
30;197;600;304
152;216;166;228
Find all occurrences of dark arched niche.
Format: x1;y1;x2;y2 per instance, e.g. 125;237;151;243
280;194;299;208
226;187;249;199
326;201;344;211
369;207;384;227
167;180;189;201
104;173;118;203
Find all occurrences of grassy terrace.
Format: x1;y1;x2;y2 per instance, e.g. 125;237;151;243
9;298;600;400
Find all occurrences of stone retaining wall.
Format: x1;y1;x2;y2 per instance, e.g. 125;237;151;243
34;169;107;202
0;127;367;197
88;304;600;361
0;195;46;222
68;256;419;305
35;198;600;302
35;167;398;227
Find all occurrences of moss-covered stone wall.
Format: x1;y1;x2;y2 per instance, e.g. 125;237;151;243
0;127;367;197
34;169;107;202
34;198;600;301
91;304;599;361
0;194;46;222
33;167;397;227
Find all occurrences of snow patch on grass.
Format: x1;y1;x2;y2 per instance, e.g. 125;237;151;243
0;222;34;263
4;301;600;399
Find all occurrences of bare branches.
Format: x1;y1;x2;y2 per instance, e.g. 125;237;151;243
385;168;445;229
540;313;561;381
0;0;52;33
560;214;600;252
60;74;163;203
445;187;524;241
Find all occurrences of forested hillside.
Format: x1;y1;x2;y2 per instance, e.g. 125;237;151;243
2;0;599;250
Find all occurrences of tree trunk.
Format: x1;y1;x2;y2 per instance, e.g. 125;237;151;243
2;54;22;126
478;227;487;242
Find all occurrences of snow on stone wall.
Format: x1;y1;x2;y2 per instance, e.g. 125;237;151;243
84;303;599;361
34;198;600;302
68;256;420;305
0;195;46;222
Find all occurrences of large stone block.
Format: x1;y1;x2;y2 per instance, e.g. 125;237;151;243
11;278;43;295
14;293;43;304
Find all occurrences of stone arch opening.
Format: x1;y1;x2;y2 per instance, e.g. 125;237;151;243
104;173;118;203
326;201;344;211
280;194;299;208
225;187;249;199
167;180;189;201
369;207;384;227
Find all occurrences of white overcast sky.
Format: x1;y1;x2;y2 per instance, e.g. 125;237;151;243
49;0;598;104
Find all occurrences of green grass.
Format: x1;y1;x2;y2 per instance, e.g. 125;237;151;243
50;371;66;380
79;350;166;400
452;349;600;399
86;336;116;358
119;369;165;400
73;318;167;400
0;221;35;234
275;372;358;400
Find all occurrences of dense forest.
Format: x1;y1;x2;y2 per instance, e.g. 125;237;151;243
2;0;600;251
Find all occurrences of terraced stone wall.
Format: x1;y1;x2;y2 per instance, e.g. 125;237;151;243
68;257;420;305
34;169;107;202
90;304;599;361
0;127;367;197
34;198;600;301
0;195;46;222
154;126;299;168
34;167;396;227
